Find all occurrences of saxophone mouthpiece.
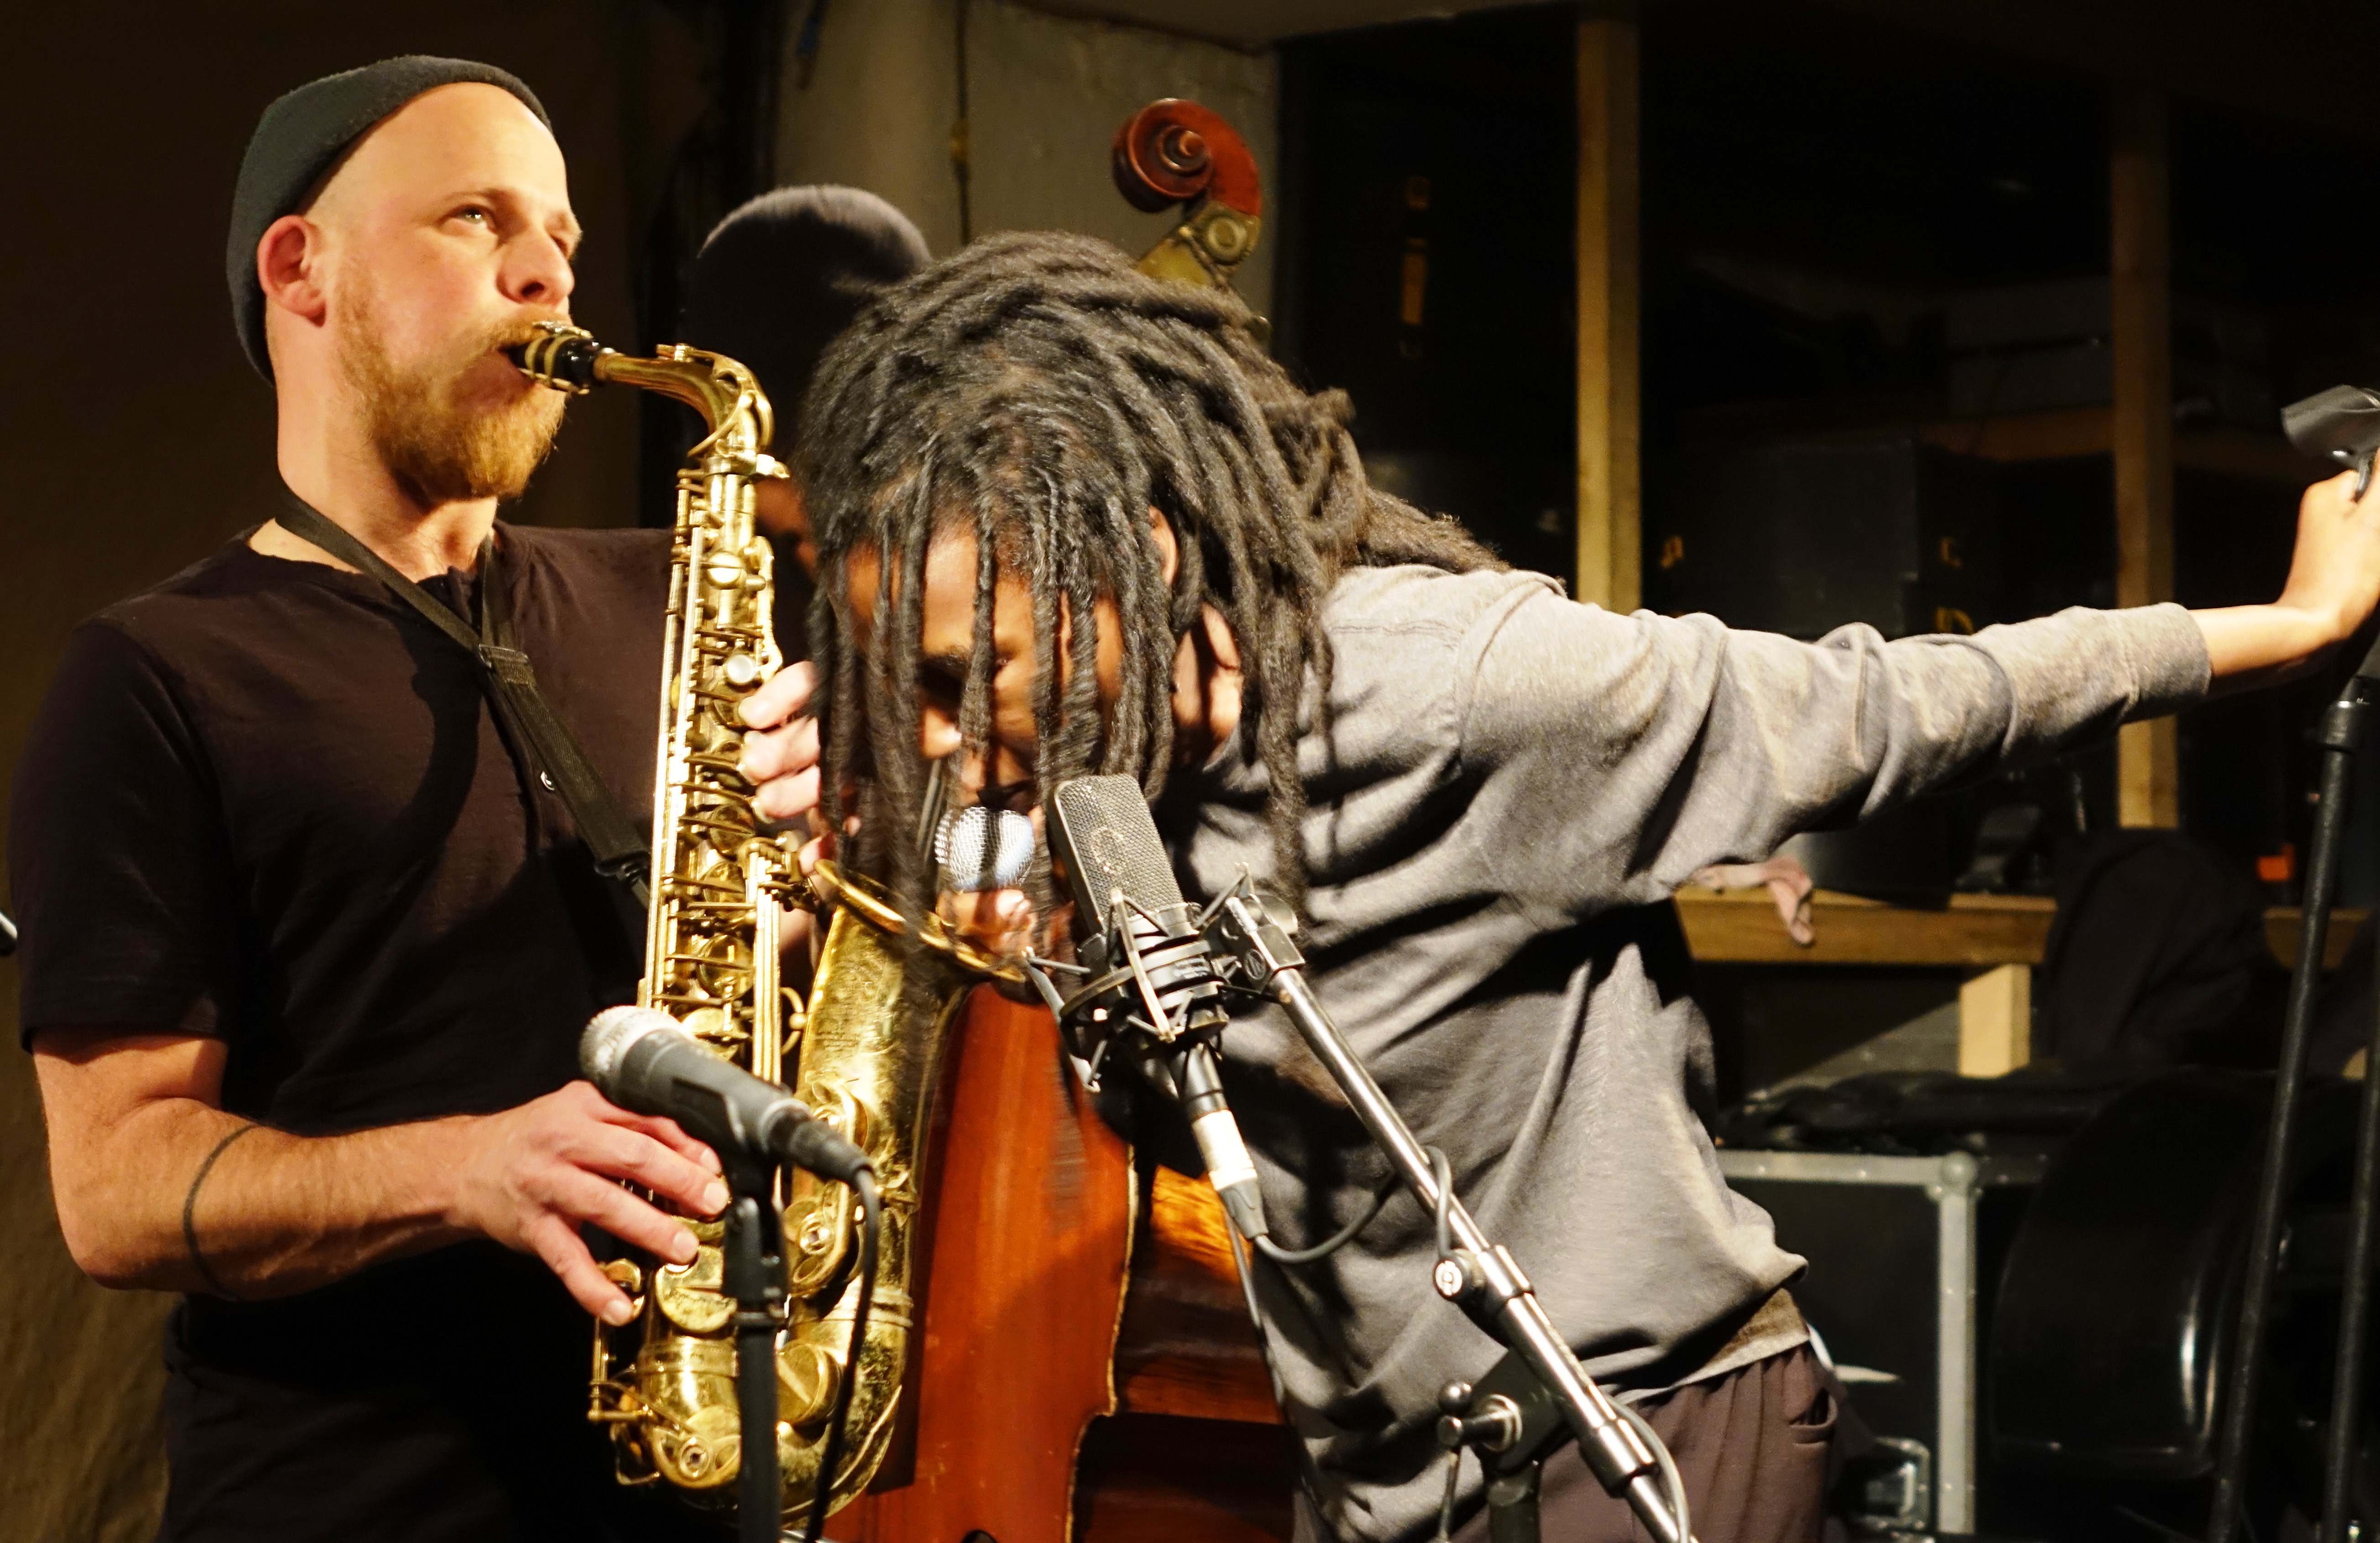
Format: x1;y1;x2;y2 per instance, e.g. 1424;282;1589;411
510;320;606;395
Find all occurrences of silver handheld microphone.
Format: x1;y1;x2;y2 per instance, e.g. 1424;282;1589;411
580;1006;870;1183
934;803;1036;892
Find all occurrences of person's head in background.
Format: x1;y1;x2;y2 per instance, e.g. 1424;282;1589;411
680;185;932;584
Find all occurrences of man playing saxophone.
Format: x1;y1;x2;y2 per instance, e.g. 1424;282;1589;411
16;58;736;1542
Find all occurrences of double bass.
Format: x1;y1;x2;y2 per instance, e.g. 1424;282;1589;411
833;102;1298;1543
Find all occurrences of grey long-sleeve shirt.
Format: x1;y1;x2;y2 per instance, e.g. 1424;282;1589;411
1159;564;2211;1543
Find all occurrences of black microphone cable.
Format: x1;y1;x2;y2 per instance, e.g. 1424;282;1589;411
800;1168;880;1543
1250;1173;1400;1268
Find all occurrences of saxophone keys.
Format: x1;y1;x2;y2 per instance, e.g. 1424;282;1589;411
601;1258;646;1298
655;1242;733;1334
676;1005;734;1048
776;1340;845;1428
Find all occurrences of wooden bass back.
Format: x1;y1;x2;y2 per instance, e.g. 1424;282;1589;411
836;990;1298;1541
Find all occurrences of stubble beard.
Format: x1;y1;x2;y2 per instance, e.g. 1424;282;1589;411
338;283;567;507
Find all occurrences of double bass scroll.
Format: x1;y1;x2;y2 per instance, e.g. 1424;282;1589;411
1114;99;1264;294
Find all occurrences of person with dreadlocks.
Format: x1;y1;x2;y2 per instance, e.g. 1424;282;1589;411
735;231;2380;1543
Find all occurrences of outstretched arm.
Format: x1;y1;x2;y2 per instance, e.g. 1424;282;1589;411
2195;469;2380;690
1457;470;2380;917
33;1025;727;1325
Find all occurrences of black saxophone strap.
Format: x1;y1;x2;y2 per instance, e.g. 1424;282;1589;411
274;489;653;908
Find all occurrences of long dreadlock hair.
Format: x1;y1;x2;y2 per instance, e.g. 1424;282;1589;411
800;231;1500;915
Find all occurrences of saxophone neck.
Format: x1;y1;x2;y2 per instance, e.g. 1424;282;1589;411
509;322;779;471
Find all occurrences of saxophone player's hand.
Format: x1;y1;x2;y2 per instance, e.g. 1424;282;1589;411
739;662;828;973
450;1083;729;1325
739;661;820;824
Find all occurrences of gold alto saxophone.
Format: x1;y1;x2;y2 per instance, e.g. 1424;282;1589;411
510;322;1011;1530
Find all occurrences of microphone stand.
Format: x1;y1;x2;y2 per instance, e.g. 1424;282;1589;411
1200;884;1695;1543
719;1155;788;1543
2210;630;2380;1543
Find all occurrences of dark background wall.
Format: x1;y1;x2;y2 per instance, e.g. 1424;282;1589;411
0;6;714;1534
14;1;2380;1536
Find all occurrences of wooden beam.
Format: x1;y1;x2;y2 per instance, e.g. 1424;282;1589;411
2174;424;2319;485
2112;82;2179;829
1959;964;2033;1077
1918;406;2117;464
1575;17;1640;612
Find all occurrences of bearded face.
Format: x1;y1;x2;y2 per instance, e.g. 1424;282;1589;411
336;271;567;506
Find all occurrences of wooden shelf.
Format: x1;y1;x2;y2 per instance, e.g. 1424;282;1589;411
1675;887;2053;966
2266;906;2367;974
1675;886;2364;970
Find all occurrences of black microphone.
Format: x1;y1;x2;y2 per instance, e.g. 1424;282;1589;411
579;1006;870;1184
1045;775;1268;1241
2284;384;2380;497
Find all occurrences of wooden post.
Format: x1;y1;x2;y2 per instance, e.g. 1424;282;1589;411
2112;82;2179;828
1959;964;2032;1078
1576;16;1641;613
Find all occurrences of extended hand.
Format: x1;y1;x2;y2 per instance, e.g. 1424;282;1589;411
449;1081;727;1324
2277;469;2380;647
2197;471;2380;687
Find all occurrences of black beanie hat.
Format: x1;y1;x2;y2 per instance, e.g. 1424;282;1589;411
226;56;550;383
680;186;932;431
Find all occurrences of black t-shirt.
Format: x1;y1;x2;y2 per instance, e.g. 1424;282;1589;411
10;525;727;1541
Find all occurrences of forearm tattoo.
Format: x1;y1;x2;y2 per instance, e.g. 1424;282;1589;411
182;1123;260;1299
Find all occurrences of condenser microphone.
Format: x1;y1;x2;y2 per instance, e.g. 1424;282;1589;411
1046;775;1268;1241
580;1006;871;1184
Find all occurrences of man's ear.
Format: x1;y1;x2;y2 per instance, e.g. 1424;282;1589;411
256;214;330;327
1147;505;1180;585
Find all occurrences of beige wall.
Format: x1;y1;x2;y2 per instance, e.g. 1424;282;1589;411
0;6;702;1536
776;0;1280;315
